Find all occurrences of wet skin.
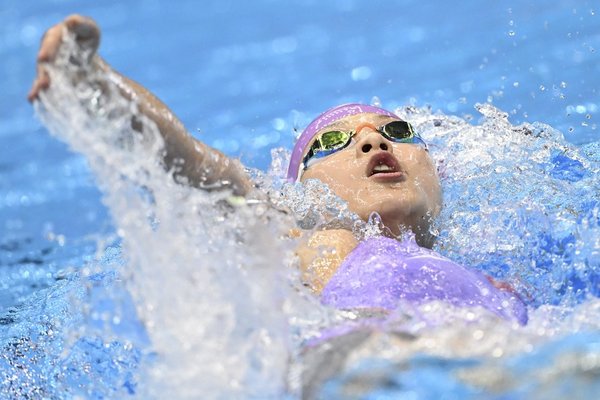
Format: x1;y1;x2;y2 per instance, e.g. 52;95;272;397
300;113;442;248
29;15;251;195
29;15;443;291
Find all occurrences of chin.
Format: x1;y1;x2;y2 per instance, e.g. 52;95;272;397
367;197;418;221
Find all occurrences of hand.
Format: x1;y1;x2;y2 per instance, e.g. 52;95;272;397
28;14;100;102
485;275;529;301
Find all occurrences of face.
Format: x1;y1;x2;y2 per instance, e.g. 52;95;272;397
300;113;442;247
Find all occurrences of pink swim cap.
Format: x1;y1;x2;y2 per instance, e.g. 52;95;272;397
286;103;399;181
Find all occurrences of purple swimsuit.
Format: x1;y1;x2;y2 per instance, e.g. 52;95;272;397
320;236;528;325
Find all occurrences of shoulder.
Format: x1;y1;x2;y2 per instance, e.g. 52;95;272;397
295;229;359;293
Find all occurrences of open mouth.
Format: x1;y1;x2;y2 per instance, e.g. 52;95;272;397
367;152;404;180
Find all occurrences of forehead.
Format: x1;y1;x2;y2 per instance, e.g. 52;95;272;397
316;113;397;134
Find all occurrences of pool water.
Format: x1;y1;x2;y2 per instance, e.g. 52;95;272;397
2;0;600;398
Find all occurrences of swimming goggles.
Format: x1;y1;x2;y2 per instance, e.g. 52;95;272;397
302;120;428;169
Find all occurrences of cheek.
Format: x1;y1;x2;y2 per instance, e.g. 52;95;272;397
413;161;442;211
302;162;369;209
326;172;366;201
304;156;363;185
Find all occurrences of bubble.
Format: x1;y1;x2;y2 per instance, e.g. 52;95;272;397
271;36;297;54
351;66;372;81
20;24;40;46
408;27;426;43
460;81;474;93
271;118;286;131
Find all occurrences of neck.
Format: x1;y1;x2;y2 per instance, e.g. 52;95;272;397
380;217;436;249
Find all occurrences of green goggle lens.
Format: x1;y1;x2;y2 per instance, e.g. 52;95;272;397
381;120;414;141
303;120;425;169
318;130;352;150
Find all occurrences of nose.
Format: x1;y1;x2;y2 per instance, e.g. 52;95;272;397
354;123;393;156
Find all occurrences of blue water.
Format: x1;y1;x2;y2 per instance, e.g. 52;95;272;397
2;0;600;398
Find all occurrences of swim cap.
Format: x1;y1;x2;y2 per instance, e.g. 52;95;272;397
287;103;399;181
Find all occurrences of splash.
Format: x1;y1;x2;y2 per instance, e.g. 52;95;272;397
395;103;600;306
33;31;323;398
24;30;600;399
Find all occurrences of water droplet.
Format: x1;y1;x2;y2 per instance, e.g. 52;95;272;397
569;127;574;132
271;118;286;131
508;30;516;37
513;81;519;88
560;81;567;88
586;114;592;119
539;85;546;91
351;66;372;81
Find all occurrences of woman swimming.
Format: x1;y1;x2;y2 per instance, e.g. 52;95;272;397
28;15;527;324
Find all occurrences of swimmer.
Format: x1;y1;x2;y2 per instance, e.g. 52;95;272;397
29;15;527;324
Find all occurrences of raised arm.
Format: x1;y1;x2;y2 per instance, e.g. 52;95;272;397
28;15;252;196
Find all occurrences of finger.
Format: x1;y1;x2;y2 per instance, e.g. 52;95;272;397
27;79;41;102
64;14;87;30
27;83;37;102
65;15;96;37
37;24;63;62
27;74;49;103
27;67;50;102
37;65;50;90
65;15;100;48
